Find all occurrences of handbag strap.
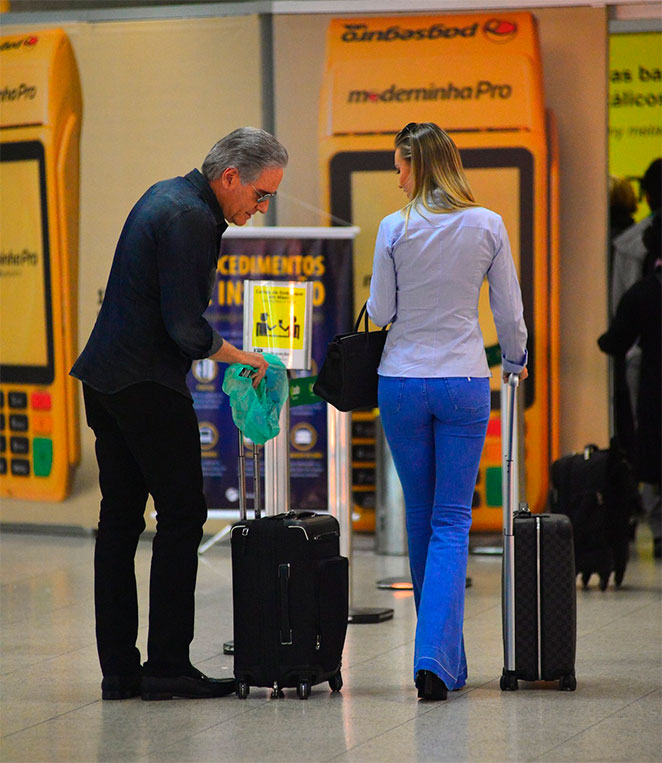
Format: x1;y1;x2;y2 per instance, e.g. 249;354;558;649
354;301;388;333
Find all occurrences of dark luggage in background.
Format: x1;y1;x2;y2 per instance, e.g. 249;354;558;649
501;374;577;692
549;439;640;590
231;433;349;700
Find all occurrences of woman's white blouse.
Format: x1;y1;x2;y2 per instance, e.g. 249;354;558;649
367;204;528;378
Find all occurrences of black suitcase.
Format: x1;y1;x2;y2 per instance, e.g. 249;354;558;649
231;433;349;700
549;440;638;590
500;374;577;691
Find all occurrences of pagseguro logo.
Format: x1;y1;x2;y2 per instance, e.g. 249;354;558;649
0;36;39;52
482;19;518;43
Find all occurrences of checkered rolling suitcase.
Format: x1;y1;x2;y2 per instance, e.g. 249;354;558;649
500;374;577;691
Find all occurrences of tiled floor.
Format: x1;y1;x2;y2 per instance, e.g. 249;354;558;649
1;527;660;762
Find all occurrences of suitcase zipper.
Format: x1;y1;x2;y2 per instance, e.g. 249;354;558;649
536;516;542;680
278;563;293;645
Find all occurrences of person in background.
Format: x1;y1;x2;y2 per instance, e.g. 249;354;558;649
71;127;288;701
611;159;661;431
608;175;638;464
612;159;661;309
367;122;528;700
609;175;637;245
599;213;661;559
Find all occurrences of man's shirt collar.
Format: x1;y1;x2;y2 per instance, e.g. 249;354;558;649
184;169;228;233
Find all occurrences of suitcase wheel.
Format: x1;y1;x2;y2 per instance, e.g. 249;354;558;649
237;680;250;700
296;680;311;700
329;671;343;693
500;670;518;691
559;674;577;691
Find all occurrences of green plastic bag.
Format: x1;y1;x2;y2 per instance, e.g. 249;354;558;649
222;353;288;445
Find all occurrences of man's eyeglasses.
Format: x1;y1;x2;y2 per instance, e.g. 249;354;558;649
252;185;277;205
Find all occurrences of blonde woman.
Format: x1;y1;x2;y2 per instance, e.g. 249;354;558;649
367;122;528;700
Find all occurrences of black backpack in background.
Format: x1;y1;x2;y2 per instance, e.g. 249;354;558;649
549;438;641;590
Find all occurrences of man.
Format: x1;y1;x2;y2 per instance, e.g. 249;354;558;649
600;214;662;559
71;127;288;700
612;158;661;311
610;159;661;456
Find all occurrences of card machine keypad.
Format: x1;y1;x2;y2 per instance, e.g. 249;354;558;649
0;389;54;478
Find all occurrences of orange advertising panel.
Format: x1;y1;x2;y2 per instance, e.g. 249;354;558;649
320;13;559;530
0;29;82;501
322;14;545;136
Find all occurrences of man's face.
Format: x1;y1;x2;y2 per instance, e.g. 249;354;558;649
213;165;284;226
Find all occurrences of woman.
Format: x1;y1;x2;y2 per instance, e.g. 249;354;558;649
367;122;528;700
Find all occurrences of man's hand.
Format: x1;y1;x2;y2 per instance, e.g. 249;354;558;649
241;352;268;388
209;340;269;387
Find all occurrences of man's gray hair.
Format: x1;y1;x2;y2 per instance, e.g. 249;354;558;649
202;127;288;183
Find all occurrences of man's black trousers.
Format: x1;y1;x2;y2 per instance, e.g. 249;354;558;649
83;382;207;677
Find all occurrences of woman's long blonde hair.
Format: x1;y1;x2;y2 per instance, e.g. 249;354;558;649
395;122;476;223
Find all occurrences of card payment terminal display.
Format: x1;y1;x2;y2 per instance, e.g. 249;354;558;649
0;142;57;487
329;147;544;523
0;142;54;382
330;148;533;406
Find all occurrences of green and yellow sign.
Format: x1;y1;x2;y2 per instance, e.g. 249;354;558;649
609;32;662;220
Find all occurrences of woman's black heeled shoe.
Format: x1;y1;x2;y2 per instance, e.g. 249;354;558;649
415;670;448;700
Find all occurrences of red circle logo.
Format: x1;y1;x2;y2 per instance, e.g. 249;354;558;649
24;37;38;46
483;19;518;43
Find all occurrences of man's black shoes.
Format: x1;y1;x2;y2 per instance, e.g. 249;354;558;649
101;672;142;700
141;666;236;701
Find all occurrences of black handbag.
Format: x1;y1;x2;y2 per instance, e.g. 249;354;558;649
313;303;388;412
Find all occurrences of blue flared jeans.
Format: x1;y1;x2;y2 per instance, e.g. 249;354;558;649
378;376;490;690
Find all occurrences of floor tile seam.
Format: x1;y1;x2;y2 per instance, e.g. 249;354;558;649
0;599;96;628
0;641;99;677
326;684;481;762
342;637;415;669
576;599;662;642
132;701;274;760
0;697;99;741
0;557;94;586
529;686;661;762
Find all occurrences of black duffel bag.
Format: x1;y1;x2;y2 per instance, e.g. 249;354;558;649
548;439;640;590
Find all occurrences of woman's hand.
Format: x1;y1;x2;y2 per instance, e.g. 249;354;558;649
502;367;528;383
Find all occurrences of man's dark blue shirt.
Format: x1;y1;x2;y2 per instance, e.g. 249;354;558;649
71;169;228;398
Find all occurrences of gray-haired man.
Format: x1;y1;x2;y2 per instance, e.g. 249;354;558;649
71;128;288;701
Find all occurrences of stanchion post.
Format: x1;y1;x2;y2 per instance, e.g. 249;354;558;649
327;404;393;624
326;403;353;593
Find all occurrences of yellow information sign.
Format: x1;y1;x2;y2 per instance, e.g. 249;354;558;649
251;284;306;351
242;280;313;369
609;32;662;221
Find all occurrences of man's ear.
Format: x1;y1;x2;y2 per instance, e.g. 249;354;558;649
220;166;240;189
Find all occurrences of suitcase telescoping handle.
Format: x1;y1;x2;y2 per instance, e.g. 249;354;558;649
237;429;261;521
502;372;520;674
